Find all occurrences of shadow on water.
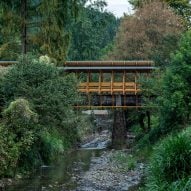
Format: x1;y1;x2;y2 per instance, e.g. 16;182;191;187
5;149;103;191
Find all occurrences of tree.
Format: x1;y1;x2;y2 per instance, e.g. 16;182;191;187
0;0;81;61
68;3;118;60
129;0;191;23
158;30;191;133
108;1;184;67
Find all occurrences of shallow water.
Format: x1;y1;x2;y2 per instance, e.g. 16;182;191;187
5;149;103;191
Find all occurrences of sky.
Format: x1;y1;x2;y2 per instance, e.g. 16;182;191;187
105;0;133;17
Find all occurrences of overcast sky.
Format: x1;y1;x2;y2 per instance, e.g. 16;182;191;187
105;0;133;17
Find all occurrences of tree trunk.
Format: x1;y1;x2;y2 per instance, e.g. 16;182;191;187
112;110;127;148
21;0;27;54
139;112;145;132
146;110;151;132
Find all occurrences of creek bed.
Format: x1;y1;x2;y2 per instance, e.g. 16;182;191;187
5;131;143;191
5;149;103;191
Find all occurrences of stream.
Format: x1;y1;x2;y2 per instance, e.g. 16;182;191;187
4;132;109;191
4;131;143;191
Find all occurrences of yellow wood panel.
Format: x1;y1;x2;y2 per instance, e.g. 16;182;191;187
78;82;140;94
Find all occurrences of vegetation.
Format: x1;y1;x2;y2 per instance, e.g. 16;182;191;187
129;0;191;24
112;151;137;172
108;1;184;66
144;128;191;191
0;0;118;62
1;0;191;190
0;0;81;61
0;56;84;176
68;3;118;60
0;98;38;177
137;29;191;191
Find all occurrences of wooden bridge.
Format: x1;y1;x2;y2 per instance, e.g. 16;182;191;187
64;61;155;109
0;60;155;109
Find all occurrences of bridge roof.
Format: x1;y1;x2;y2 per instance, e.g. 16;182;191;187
65;60;154;66
63;66;155;72
0;61;18;67
64;61;155;72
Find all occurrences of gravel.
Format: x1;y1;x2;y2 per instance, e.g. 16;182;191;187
75;150;144;191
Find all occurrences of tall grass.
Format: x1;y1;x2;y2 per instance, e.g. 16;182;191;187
144;127;191;191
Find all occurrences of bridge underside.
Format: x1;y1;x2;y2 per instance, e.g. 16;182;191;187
75;94;143;109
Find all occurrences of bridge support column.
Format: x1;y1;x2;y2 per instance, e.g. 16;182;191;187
112;110;127;148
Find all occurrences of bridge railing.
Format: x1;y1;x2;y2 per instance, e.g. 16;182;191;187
79;82;141;95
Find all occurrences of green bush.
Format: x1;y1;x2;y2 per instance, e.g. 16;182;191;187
0;125;20;177
39;130;65;163
3;98;38;149
0;98;38;177
145;128;191;191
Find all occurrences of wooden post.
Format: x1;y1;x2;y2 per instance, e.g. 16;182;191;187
111;71;114;95
99;71;102;94
139;112;145;131
100;71;103;107
135;72;137;95
87;71;91;107
123;71;125;95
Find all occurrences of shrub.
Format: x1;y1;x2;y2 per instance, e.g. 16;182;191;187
39;130;65;163
0;125;20;177
0;98;38;177
3;98;38;149
145;128;191;191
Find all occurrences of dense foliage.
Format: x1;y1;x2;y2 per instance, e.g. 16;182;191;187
68;5;118;60
0;98;38;177
0;0;118;62
0;0;81;61
108;1;184;66
0;57;82;176
129;0;191;24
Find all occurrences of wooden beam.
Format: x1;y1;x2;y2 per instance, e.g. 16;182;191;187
111;71;114;95
99;71;102;94
74;105;144;109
